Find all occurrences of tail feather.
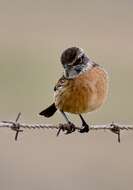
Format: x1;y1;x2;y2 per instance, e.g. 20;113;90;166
39;103;57;117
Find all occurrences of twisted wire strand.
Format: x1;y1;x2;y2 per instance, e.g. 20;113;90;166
1;121;133;130
0;113;133;141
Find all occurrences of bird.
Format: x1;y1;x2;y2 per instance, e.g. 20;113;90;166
39;47;108;134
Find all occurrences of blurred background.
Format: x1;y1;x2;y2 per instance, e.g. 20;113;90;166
0;0;133;190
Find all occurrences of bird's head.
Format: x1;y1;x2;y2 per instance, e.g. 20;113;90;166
60;47;91;79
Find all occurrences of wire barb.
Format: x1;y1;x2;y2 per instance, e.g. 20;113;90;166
9;112;23;141
110;122;121;143
1;113;133;141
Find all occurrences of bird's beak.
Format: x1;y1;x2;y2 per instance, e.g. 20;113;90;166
63;64;68;69
64;69;69;78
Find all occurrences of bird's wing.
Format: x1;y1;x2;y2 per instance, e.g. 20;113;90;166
54;75;67;91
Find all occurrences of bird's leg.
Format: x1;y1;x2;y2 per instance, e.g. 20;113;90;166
58;111;75;135
79;114;89;133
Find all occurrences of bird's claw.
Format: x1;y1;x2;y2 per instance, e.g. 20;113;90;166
65;123;76;135
56;123;76;136
79;123;89;133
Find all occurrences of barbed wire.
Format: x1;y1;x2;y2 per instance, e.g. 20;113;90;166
0;113;133;142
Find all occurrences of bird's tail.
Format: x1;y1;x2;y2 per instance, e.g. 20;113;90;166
39;103;57;117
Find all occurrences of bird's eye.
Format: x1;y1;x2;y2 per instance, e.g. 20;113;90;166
73;56;83;66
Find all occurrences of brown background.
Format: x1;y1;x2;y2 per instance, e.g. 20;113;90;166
0;0;133;190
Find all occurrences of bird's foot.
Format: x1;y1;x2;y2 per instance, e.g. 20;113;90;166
57;122;76;136
79;114;90;133
65;122;76;134
79;122;89;133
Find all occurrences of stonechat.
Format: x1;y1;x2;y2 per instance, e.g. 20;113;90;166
39;47;108;133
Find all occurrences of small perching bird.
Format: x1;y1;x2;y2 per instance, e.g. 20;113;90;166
39;47;108;133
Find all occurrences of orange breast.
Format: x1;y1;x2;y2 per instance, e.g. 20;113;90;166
54;66;108;114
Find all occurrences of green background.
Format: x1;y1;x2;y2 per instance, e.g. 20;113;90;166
0;0;133;190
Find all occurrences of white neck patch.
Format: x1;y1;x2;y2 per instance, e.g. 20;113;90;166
64;60;97;79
